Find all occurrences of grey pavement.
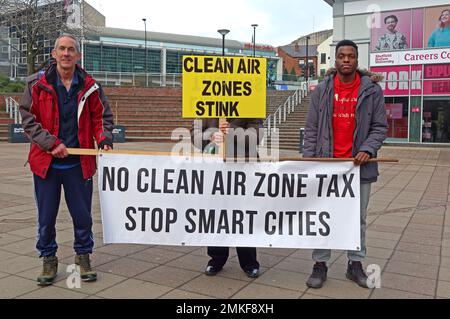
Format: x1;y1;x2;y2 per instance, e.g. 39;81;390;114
1;142;450;299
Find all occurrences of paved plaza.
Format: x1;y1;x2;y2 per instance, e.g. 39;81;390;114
0;142;450;299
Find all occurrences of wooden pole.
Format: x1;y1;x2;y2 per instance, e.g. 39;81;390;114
219;118;227;161
66;148;398;162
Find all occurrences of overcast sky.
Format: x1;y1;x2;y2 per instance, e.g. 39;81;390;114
86;0;333;46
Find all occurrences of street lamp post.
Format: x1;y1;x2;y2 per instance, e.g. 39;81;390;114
217;29;230;56
305;35;310;81
251;24;258;57
142;18;147;73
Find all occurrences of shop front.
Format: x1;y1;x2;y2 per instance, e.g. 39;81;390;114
369;4;450;144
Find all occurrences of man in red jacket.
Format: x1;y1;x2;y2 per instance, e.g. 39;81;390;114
20;34;114;286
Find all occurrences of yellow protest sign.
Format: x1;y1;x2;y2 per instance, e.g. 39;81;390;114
182;56;266;118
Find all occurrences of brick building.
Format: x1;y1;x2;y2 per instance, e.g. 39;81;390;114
277;43;318;80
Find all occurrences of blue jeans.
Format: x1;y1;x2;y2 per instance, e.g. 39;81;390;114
312;183;371;262
34;165;93;257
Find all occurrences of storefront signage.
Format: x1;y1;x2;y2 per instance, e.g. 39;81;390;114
371;64;450;96
243;43;275;51
370;48;450;66
370;65;422;96
424;64;450;79
424;80;450;95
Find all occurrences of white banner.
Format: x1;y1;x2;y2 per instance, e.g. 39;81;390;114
370;48;450;66
98;154;361;250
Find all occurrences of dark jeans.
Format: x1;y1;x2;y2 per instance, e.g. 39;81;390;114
207;246;259;271
33;165;93;257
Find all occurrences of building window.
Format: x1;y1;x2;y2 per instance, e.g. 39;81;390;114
422;98;450;143
21;43;27;51
148;49;161;73
166;50;183;74
118;47;132;73
321;53;326;64
84;45;101;72
385;96;409;140
132;49;145;73
1;46;8;53
102;46;118;72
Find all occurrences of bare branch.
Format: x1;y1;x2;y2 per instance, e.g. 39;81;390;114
1;0;96;75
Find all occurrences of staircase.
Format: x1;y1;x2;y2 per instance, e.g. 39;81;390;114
0;110;12;142
104;87;299;143
275;96;310;150
263;92;311;151
105;88;189;142
0;88;307;146
0;96;20;142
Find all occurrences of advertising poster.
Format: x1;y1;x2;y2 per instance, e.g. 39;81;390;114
425;6;450;48
371;10;412;52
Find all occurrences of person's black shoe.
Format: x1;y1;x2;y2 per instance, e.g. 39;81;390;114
244;268;259;278
306;262;327;288
346;260;369;288
205;265;222;276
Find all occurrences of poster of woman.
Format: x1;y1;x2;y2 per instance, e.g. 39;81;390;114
426;6;450;48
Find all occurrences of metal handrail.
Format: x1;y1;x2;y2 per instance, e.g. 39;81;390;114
263;85;308;139
87;71;183;87
5;97;21;124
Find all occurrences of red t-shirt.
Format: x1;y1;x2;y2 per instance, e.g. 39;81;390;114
333;73;360;158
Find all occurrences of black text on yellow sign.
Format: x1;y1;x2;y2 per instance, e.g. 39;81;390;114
182;56;266;118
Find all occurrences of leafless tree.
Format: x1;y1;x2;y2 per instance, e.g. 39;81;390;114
0;0;96;75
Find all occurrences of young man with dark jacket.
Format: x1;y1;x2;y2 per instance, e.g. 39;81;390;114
20;34;114;286
303;40;388;289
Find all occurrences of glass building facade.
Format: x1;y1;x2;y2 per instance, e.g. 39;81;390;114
327;0;450;145
81;27;281;86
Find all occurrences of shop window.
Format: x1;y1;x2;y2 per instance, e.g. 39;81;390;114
385;96;409;140
422;99;450;143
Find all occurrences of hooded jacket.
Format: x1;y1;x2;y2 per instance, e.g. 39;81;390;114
19;63;114;179
303;68;388;183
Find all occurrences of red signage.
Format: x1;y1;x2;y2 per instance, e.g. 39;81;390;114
424;80;450;95
243;43;275;51
370;65;422;96
424;64;450;79
386;103;403;119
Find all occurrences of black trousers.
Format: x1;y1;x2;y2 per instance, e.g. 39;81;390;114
207;246;259;270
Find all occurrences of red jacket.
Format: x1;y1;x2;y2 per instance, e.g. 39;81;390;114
20;64;114;179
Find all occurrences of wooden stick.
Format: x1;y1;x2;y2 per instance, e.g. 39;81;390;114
67;148;398;162
278;157;399;163
219;118;227;161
